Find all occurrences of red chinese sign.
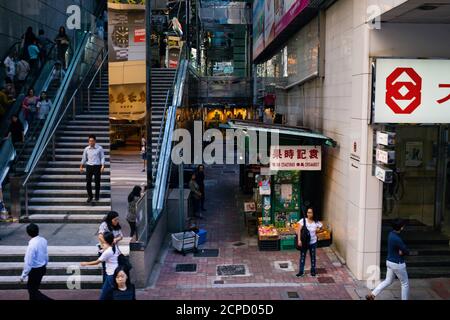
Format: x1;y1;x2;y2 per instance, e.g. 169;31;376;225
386;67;422;114
134;29;145;43
270;146;321;171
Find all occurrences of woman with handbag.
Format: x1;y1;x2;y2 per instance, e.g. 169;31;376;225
296;207;323;277
81;232;119;300
54;26;70;69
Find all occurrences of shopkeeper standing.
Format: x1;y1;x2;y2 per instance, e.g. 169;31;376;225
296;207;323;277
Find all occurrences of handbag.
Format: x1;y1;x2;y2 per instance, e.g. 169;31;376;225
295;216;311;251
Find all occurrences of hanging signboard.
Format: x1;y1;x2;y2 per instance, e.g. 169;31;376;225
167;36;182;69
374;59;450;123
270;146;321;171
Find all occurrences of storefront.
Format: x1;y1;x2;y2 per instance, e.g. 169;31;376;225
227;120;335;251
203;105;253;130
373;58;450;237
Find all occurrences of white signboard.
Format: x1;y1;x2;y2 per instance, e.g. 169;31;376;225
375;166;393;183
376;148;395;165
376;131;395;146
374;59;450;123
270;146;322;171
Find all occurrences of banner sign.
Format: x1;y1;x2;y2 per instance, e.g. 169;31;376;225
270;146;321;171
374;59;450;123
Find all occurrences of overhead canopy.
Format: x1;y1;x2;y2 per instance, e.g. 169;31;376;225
221;120;337;147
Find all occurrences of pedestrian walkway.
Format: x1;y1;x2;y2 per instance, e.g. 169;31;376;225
1;164;449;300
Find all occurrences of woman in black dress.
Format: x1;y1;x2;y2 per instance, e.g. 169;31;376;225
112;266;136;300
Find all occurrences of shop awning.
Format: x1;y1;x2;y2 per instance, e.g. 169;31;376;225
220;120;337;147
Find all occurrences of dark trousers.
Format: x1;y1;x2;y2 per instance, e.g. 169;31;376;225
199;185;205;210
86;165;101;199
192;198;201;216
27;266;52;300
128;221;136;238
299;242;317;275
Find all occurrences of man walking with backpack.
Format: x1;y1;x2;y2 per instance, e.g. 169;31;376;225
366;219;410;300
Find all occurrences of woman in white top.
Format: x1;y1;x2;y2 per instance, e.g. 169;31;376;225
97;211;123;281
81;232;119;300
37;91;52;120
296;207;323;277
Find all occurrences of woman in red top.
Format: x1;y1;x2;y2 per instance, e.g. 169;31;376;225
22;88;39;125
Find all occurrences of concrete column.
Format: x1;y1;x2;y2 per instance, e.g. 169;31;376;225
345;0;383;281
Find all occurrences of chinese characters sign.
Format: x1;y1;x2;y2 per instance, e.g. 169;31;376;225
270;146;321;171
109;84;146;121
374;59;450;123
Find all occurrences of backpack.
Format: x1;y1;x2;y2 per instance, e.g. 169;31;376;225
300;216;311;247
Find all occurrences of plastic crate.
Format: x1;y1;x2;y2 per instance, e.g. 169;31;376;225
280;235;296;251
258;239;280;251
197;229;207;245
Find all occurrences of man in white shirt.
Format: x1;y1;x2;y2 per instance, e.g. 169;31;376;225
21;223;51;300
3;52;16;82
80;135;106;203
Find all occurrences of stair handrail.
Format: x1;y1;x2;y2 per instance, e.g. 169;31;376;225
151;89;171;181
87;51;109;110
23;32;104;187
152;57;188;216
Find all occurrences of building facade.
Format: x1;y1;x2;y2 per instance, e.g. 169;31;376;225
255;0;450;280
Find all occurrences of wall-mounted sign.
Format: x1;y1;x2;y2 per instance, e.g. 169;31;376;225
376;131;396;146
109;84;146;121
134;28;145;42
270;146;321;171
376;148;395;165
375;165;393;184
374;59;450;123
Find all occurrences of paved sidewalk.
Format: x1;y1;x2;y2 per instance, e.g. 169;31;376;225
1;164;449;300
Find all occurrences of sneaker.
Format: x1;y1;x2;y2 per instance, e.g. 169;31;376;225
295;273;305;278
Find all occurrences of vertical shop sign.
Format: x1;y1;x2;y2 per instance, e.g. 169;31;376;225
262;196;272;225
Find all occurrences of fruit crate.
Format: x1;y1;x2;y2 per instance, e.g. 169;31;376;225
280;235;296;251
258;239;280;251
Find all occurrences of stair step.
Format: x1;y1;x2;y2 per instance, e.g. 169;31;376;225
62;126;110;130
22;214;106;224
59;131;109;136
30;190;111;197
36;168;111;174
0;275;103;289
28;198;111;204
381;267;450;279
44;161;110;167
0;262;102;276
57;137;109;142
28;182;111;189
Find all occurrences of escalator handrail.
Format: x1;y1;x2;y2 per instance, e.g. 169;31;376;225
152;57;188;214
22;32;93;185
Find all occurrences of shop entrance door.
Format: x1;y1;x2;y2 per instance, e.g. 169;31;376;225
382;126;439;228
440;126;450;236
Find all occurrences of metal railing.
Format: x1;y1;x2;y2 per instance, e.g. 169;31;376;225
152;58;188;218
87;51;108;111
0;137;16;185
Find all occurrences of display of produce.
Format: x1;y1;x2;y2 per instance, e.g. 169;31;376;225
258;225;279;240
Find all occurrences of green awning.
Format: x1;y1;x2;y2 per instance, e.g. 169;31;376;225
220;120;337;147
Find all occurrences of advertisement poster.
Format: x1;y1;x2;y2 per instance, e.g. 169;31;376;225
108;9;145;62
253;0;310;60
264;0;275;46
252;0;265;59
405;142;423;167
109;84;146;121
262;196;272;225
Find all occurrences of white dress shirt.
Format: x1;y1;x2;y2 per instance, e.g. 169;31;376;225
21;236;49;279
81;144;105;166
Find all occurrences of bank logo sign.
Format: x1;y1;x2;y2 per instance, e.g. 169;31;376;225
374;59;450;123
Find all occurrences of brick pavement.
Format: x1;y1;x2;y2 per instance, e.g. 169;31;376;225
1;164;448;300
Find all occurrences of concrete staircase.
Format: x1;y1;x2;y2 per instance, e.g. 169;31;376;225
20;70;111;224
0;241;130;290
381;222;450;278
151;68;176;170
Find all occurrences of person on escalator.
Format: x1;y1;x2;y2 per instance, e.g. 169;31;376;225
27;39;40;77
37;91;52;121
54;26;70;69
50;61;66;85
6;114;24;147
15;59;30;92
22;88;39;125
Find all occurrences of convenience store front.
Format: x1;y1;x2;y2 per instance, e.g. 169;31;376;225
227;121;336;251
